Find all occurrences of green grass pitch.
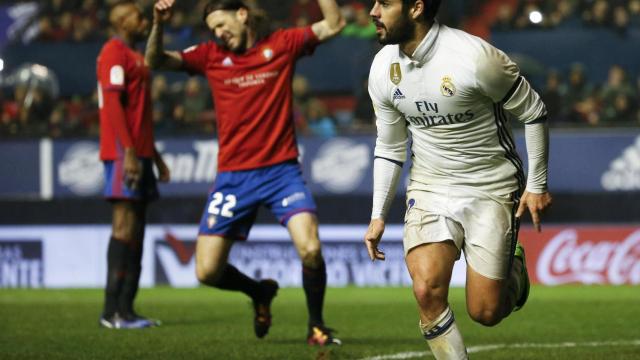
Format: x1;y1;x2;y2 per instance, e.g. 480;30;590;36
1;286;638;359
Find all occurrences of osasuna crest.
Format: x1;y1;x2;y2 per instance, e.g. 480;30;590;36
207;215;216;229
390;63;402;85
262;48;273;61
440;76;456;97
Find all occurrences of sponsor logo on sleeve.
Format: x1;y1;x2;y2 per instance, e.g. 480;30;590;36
109;65;124;86
390;63;402;85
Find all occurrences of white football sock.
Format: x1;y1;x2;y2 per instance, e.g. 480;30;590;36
419;306;468;360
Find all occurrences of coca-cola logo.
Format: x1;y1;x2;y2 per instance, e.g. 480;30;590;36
537;229;640;285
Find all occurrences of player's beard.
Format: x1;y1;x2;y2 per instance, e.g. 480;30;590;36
220;28;248;54
376;14;415;45
230;30;248;53
132;24;150;43
132;31;147;43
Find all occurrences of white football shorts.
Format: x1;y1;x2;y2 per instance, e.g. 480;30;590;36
403;185;520;280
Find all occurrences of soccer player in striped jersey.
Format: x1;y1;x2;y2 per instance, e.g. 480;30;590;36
97;1;170;329
145;0;345;345
363;0;553;358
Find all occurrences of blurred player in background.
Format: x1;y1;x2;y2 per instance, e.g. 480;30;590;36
97;0;170;329
363;0;552;358
145;0;345;345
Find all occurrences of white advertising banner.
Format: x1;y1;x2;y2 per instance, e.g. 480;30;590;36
0;224;469;289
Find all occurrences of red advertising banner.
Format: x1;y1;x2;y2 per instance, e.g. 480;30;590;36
520;225;640;285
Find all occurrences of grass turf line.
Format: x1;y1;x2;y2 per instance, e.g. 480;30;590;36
0;286;638;359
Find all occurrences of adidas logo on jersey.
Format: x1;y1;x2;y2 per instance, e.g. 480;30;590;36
393;88;406;100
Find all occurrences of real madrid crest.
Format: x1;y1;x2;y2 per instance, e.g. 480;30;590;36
390;63;402;85
440;76;456;97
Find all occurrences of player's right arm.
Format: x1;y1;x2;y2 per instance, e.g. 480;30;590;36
364;57;408;261
102;91;140;187
145;0;183;70
98;45;140;186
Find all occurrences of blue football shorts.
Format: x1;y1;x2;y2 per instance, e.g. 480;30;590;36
198;160;317;240
103;157;159;202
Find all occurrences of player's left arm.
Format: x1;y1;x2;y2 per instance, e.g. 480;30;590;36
476;44;552;232
145;0;184;71
311;0;346;42
153;147;170;183
516;125;552;232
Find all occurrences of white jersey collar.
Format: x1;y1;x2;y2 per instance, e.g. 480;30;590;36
399;21;440;68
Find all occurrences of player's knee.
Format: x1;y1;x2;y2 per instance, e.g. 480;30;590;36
112;224;136;243
413;280;447;308
112;230;130;243
195;260;223;285
300;246;322;268
468;306;502;327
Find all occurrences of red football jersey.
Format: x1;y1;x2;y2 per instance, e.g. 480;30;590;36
97;38;154;160
180;27;319;172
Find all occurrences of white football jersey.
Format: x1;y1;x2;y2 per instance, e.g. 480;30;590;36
369;22;547;196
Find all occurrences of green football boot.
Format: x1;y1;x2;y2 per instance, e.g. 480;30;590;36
514;242;530;311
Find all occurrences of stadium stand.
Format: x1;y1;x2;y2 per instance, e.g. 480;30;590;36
0;0;639;139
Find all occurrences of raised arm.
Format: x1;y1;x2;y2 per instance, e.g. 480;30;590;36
145;0;183;70
311;0;346;42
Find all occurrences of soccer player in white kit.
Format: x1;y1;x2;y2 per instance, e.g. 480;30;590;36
363;1;553;359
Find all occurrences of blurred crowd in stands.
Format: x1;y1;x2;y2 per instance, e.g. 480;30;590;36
0;0;639;139
491;0;640;34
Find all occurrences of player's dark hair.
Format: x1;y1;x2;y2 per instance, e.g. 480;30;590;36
402;0;441;22
202;0;247;21
202;0;272;40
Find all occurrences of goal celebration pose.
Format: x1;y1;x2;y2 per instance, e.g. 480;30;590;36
363;1;552;358
146;0;345;345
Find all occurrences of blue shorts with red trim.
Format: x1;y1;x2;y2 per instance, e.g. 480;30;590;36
198;160;316;239
103;158;159;202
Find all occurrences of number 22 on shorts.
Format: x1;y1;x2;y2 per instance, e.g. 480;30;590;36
208;192;237;217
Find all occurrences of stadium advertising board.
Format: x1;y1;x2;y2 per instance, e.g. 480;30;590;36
152;226;426;288
1;132;639;198
0;240;43;288
0;140;41;198
1;224;639;288
520;226;640;285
